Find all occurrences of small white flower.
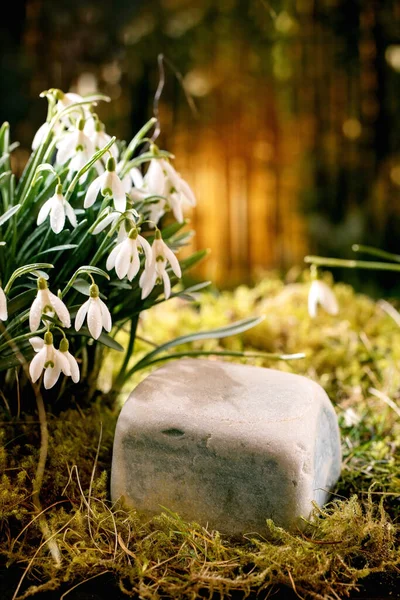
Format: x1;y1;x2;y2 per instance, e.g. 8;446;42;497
86;119;118;159
84;156;126;212
32;120;64;151
59;337;80;383
56;91;84;112
29;277;71;332
308;279;339;318
37;183;77;234
139;231;181;300
55;119;95;171
29;332;71;389
106;228;152;281
0;286;7;321
75;283;112;340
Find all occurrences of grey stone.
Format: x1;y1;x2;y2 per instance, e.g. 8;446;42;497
111;359;341;535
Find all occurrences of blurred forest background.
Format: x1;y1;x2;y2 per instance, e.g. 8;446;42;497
1;0;400;295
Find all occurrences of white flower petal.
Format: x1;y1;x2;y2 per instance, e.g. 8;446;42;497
32;122;50;151
106;243;123;271
92;211;117;235
29;336;44;352
87;298;103;339
84;175;103;208
65;202;77;228
37;198;54;226
48;291;71;328
50;198;66;234
163;244;181;278
137;235;152;265
56;133;77;164
66;351;80;383
127;248;140;281
161;270;171;299
130;167;144;189
29;296;43;332
0;287;7;321
145;159;166;195
29;347;47;382
140;268;157;299
99;298;112;333
56;349;71;376
179;178;196;206
44;363;62;389
115;239;132;279
110;172;126;212
75;299;90;331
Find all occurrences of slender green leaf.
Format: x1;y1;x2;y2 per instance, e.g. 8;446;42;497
131;316;264;372
0;204;21;227
74;328;124;352
37;244;78;256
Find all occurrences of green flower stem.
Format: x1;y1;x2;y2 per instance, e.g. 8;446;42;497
4;263;54;294
304;255;400;273
114;314;140;388
120;117;157;167
352;244;400;264
125;350;306;379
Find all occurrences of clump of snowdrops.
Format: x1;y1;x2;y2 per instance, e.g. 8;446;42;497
0;89;265;404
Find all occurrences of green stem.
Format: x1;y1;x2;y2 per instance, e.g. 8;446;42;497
304;255;400;273
115;314;139;387
352;244;400;264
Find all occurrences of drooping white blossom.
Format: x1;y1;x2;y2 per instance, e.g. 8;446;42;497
131;157;196;225
29;277;71;332
75;283;112;340
29;332;71;389
139;230;181;300
85;118;118;159
55;119;95;174
106;228;152;281
84;156;126;212
0;286;7;321
59;337;80;383
37;183;77;234
308;279;339;318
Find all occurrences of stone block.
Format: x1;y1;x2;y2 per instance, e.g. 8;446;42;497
111;359;341;534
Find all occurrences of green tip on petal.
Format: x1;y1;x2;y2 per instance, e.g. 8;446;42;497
38;277;48;290
128;228;138;240
89;283;99;298
44;331;53;345
106;156;116;172
59;338;69;352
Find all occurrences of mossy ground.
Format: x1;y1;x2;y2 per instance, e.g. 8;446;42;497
1;272;400;599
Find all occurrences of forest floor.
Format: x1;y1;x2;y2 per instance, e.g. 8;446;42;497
1;272;399;599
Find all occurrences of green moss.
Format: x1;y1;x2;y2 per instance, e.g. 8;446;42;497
1;274;400;599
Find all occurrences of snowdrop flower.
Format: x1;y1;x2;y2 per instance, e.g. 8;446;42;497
86;118;118;159
75;283;112;340
29;331;71;389
308;279;339;318
37;183;77;234
0;286;7;321
32;120;64;151
84;156;126;212
56;91;84;112
106;228;152;281
139;230;181;300
55;119;95;173
29;277;71;332
59;337;80;383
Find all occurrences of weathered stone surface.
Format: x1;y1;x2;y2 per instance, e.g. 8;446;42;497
111;359;341;535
